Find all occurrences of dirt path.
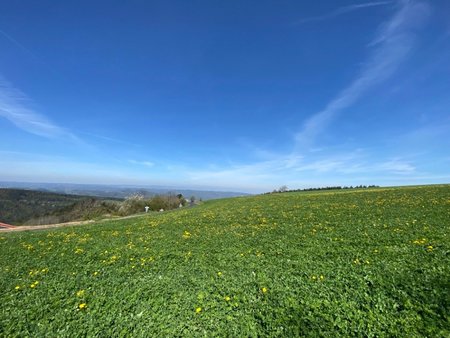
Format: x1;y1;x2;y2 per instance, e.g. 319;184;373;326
0;222;16;230
0;213;145;233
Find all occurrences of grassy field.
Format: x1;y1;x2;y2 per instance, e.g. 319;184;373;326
1;185;449;336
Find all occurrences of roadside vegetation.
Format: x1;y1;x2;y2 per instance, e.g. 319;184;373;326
0;185;449;336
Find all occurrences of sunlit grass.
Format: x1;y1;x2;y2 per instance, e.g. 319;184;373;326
1;185;449;336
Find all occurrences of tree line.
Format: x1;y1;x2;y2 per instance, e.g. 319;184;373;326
267;185;380;194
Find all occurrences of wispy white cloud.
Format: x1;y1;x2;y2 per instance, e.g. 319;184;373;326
184;1;432;192
187;151;355;189
295;0;430;150
295;1;393;24
0;29;37;59
78;131;142;148
129;159;155;168
377;159;415;173
0;77;78;141
185;149;422;192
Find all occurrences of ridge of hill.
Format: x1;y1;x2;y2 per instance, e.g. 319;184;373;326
0;188;121;225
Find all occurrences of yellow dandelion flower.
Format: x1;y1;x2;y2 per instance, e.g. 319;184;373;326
224;296;231;301
15;285;20;290
195;307;202;313
261;287;268;293
78;303;87;310
76;290;85;297
217;271;222;277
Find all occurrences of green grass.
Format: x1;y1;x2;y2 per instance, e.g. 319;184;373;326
1;185;449;337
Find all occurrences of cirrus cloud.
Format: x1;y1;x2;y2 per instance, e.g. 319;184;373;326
0;76;78;141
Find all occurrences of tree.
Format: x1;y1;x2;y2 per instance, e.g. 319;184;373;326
177;194;186;206
189;196;196;206
278;185;288;193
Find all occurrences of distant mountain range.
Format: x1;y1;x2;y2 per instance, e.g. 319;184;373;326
0;181;250;200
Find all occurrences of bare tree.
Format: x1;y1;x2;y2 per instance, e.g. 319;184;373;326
278;185;288;193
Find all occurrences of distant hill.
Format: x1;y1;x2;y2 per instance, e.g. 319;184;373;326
0;189;120;225
0;184;248;225
0;181;250;200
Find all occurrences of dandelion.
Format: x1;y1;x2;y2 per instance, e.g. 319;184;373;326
224;296;231;301
78;303;87;310
320;275;324;280
217;271;222;277
76;290;85;297
427;245;433;252
75;248;84;254
15;285;20;290
195;307;202;313
30;281;39;288
261;287;268;294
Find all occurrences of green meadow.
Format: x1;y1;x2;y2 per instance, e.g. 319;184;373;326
1;185;449;337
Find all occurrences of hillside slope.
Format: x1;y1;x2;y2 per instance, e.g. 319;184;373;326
0;189;120;225
1;185;449;336
0;189;89;224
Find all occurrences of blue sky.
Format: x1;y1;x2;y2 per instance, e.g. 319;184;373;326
0;0;449;193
